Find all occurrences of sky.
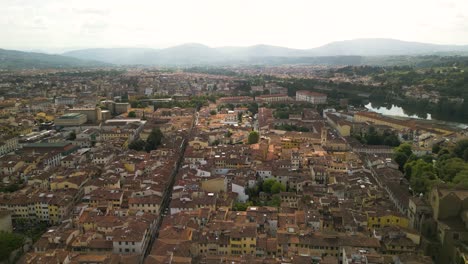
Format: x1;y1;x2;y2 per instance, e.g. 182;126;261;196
1;0;468;53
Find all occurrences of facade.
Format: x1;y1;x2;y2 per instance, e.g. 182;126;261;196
54;96;76;106
354;112;409;131
66;107;102;124
54;113;87;127
295;90;327;104
0;136;19;156
255;94;291;103
114;102;130;115
0;210;13;232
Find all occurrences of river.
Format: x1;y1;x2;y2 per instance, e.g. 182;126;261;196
364;103;432;120
364;103;468;129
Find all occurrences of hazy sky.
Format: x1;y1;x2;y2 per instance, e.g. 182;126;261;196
1;0;468;53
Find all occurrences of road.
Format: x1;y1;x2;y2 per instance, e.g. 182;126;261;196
143;111;197;260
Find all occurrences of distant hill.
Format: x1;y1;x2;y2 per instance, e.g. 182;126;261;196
3;38;468;68
0;49;109;69
62;38;468;66
308;38;468;56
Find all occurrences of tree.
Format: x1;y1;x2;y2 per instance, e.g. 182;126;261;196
405;159;438;194
210;110;217;115
0;231;24;262
262;179;276;194
393;152;408;172
437;158;468;182
233;201;252;211
464;148;468;162
128;111;137;118
453;170;468;186
454;139;468;159
67;131;76;140
128;139;146;151
248;103;259;115
267;195;281;207
145;128;163;152
248;131;260;144
395;143;413;157
238;112;243;123
432;144;441;154
271;182;286;194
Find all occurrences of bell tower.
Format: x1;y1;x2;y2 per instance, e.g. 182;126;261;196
321;127;328;146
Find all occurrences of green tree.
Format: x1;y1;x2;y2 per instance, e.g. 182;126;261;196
395;143;413;157
238;112;243;123
248;103;259;115
145;128;163;152
267;195;281;207
67;131;76;140
262;179;277;194
453;170;468;186
405;159;438;194
437;158;468;182
210;110;217;115
464;148;468;162
271;182;286;194
233;201;253;211
0;231;24;262
128;139;146;151
393;152;409;172
128;111;137;118
432;144;441;154
248;131;260;144
454;139;468;159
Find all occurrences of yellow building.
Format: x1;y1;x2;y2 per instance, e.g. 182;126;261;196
367;210;409;228
354;112;409;131
229;225;257;255
281;138;300;149
50;175;87;191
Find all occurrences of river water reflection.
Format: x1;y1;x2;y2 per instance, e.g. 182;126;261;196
364;103;432;120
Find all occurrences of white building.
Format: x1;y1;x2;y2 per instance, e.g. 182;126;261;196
296;90;327;104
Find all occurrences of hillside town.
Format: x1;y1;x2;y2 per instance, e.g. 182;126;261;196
0;68;468;264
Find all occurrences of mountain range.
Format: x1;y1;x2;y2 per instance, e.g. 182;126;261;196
0;49;108;69
2;38;468;69
62;39;468;65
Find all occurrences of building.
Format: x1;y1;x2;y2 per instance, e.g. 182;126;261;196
22;142;78;155
407;196;431;232
54;96;76;106
54;113;87;127
296;90;327;104
255;94;291;103
66;107;102;124
429;185;468;264
217;96;254;105
354;112;410;131
114;103;130;115
325;113;352;137
0;136;19;156
0;210;13;232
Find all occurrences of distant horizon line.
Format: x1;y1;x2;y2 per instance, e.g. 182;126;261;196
6;37;468;54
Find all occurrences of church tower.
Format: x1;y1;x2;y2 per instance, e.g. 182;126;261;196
321;127;328;146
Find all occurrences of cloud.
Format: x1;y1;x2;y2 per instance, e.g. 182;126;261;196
73;8;110;16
